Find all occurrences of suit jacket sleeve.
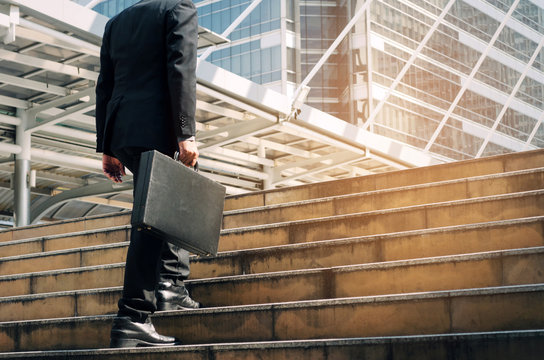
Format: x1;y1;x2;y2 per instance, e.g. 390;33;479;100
166;0;198;142
95;20;114;154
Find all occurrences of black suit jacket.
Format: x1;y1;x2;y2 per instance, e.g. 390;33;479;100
95;0;198;156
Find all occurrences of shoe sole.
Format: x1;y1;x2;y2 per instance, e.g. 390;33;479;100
157;302;200;311
110;337;179;348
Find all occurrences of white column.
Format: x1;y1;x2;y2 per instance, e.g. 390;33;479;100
14;109;31;227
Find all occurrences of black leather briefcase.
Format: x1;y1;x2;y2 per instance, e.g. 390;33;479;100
131;150;226;256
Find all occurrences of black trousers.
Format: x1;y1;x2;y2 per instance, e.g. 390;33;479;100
112;147;190;322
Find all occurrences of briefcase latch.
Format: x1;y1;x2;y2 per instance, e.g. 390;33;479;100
136;226;152;231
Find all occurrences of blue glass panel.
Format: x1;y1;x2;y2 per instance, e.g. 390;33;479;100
250;40;260;50
261;48;271;72
241;54;251;77
262;73;272;83
271;70;281;81
271;46;281;71
270;19;280;30
251;50;261;75
241;42;251;53
270;0;280;18
232;55;241;75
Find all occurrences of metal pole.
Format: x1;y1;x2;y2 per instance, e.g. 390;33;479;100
258;141;273;189
14;109;31;227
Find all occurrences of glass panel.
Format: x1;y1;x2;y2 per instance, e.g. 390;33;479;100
498;108;537;142
455;90;501;128
531;122;544;148
429;118;485;160
516;76;544;110
481;142;514;157
475;57;520;94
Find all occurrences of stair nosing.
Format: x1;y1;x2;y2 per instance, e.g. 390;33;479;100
0;262;126;282
0;211;131;236
1;330;543;357
0;225;130;249
0;241;129;264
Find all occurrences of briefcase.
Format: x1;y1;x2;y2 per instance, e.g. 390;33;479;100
131;150;226;256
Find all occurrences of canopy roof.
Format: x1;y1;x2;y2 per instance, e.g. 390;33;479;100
0;0;444;225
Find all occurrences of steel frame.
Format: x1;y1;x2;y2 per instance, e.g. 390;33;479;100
0;0;450;225
424;0;522;151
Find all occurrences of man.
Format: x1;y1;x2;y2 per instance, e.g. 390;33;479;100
95;0;200;348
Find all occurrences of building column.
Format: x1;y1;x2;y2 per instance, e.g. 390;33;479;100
14;109;31;227
259;142;273;190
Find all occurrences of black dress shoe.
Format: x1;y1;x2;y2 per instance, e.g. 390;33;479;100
110;316;181;348
156;282;200;311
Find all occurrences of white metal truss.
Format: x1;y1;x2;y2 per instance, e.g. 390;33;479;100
424;0;522;151
0;0;448;225
476;35;544;158
361;0;457;132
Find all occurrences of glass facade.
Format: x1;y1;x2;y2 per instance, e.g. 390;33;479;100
363;0;544;159
89;0;544;160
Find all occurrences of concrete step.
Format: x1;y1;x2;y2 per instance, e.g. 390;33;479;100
0;284;542;351
1;217;542;285
0;263;125;297
0;213;130;244
221;190;544;251
0;226;129;258
7;174;542;260
2;149;542;245
0;247;542;321
223;168;544;228
1;331;542;359
0;242;128;276
224;149;544;211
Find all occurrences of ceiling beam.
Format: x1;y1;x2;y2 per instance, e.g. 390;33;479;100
196;99;252;121
0;72;69;96
30;180;133;224
27;87;95;119
16;20;100;56
201;146;274;167
0;49;99;81
1;0;107;43
198;118;277;150
272;152;363;186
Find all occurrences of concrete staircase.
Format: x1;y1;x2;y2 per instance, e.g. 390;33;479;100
0;149;543;359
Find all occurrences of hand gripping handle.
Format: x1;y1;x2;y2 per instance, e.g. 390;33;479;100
173;151;199;172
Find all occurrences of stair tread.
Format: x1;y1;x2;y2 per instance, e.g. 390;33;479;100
1;149;543;355
223;189;544;233
0;216;541;277
1;245;542;301
0;216;541;281
224;148;544;210
0;225;129;249
1;283;542;327
223;167;544;216
1;330;543;358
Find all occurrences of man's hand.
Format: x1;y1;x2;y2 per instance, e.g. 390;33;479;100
178;140;199;167
102;154;126;183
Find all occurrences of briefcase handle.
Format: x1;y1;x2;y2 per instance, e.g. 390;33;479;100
173;151;199;172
